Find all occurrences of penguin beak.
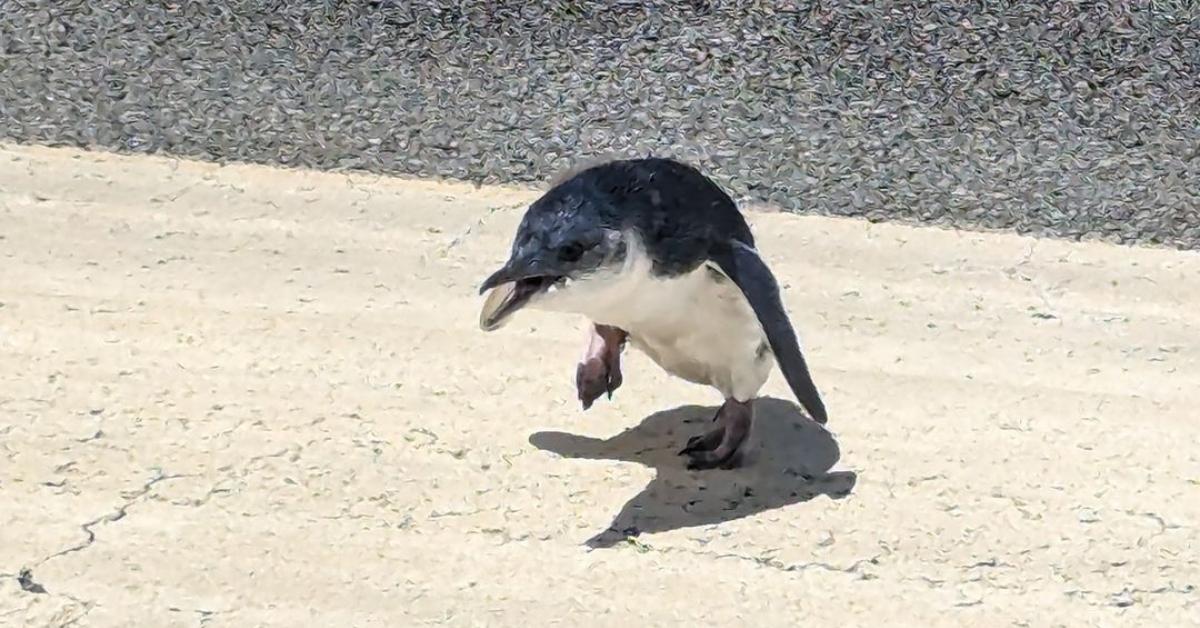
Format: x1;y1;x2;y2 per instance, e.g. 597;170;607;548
477;256;566;331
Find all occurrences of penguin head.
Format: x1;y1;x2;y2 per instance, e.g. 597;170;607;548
477;191;626;331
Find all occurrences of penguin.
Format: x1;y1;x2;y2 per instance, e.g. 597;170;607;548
477;157;828;470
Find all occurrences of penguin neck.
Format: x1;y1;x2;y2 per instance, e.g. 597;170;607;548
531;231;669;323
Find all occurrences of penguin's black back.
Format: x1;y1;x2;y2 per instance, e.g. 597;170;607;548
535;157;755;276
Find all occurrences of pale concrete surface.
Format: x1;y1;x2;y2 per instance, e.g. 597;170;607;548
1;144;1197;627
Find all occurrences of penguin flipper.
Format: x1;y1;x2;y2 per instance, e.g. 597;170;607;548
710;240;828;424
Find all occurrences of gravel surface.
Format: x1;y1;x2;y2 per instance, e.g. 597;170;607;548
2;1;1198;248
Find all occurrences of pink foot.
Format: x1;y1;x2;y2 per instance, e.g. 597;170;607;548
679;398;753;470
576;323;627;410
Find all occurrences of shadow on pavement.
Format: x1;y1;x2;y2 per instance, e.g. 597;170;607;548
529;396;857;548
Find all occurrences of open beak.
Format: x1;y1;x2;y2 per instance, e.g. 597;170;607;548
477;259;565;331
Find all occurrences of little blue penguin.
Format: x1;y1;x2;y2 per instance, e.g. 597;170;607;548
477;157;828;470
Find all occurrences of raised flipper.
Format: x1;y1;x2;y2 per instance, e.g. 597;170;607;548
710;240;828;424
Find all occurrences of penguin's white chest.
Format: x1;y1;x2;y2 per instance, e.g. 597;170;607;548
537;239;773;401
616;264;773;402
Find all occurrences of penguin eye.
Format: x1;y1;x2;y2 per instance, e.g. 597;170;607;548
558;241;585;263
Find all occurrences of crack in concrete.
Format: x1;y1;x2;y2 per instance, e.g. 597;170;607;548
1067;582;1198;609
238;447;294;477
179;482;235;508
614;538;885;578
907;575;947;588
164;447;298;509
32;468;188;569
1126;509;1184;536
725;551;884;577
168;605;223;625
59;601;95;628
0;605;32;620
5;469;190;628
75;429;104;443
966;558;1014;570
8;459;310;625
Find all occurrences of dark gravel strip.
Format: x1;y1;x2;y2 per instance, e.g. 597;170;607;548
2;1;1198;248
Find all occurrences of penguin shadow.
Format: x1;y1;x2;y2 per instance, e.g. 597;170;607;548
529;396;857;549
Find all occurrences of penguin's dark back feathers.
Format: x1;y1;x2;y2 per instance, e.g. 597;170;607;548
532;157;755;276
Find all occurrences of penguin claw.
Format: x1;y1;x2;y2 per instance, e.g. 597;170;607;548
679;398;753;471
606;368;621;397
678;427;722;456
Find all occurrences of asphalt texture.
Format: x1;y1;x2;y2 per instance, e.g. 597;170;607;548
2;1;1198;248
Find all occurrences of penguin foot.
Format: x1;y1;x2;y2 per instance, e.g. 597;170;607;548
576;358;620;410
682;398;752;470
678;423;723;455
576;323;627;410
